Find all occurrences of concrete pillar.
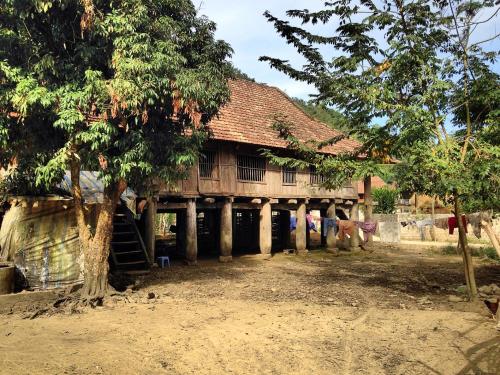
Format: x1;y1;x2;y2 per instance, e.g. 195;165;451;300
219;198;233;262
259;199;272;258
296;200;308;254
185;198;198;265
145;197;157;264
350;201;360;250
326;200;337;253
363;176;373;246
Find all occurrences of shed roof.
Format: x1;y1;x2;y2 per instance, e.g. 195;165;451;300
207;79;360;155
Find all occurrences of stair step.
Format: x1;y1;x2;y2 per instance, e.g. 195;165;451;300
111;240;139;245
114;250;143;255
114;222;130;226
113;231;135;235
116;260;148;266
114;213;127;217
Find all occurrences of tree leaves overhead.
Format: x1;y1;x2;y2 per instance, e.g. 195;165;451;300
0;0;233;195
260;0;499;212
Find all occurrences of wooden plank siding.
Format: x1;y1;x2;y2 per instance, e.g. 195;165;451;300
159;141;357;200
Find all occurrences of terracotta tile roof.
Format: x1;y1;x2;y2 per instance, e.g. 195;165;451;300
357;176;389;195
207;79;360;155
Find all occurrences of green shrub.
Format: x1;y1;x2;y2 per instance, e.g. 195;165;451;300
472;247;499;262
372;187;399;214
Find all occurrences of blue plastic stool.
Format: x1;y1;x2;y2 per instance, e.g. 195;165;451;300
157;256;170;268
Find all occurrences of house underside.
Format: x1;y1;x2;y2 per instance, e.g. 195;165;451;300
140;79;362;265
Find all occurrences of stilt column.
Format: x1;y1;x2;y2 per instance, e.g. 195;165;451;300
259;199;272;258
145;197;157;264
219;198;233;262
326;200;337;253
296;200;308;254
350;201;360;250
185;198;198;265
363;176;374;246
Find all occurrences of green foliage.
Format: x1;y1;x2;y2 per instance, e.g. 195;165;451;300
0;0;233;195
293;99;351;134
230;67;255;82
261;0;499;214
372;187;398;214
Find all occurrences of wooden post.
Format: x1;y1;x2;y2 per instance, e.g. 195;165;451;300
145;197;157;264
219;198;233;262
185;198;198;265
363;176;373;246
259;199;272;258
430;196;436;242
482;220;500;258
350;201;360;250
454;195;477;300
296;200;308;254
326;200;337;254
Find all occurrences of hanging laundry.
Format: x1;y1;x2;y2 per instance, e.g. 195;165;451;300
322;218;337;237
337;220;355;241
356;221;377;242
290;216;297;231
434;217;448;230
416;219;434;241
448;215;467;235
466;214;481;238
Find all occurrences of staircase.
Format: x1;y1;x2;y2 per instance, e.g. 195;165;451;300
109;203;150;273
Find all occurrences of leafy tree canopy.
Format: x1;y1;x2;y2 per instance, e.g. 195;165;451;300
0;0;233;195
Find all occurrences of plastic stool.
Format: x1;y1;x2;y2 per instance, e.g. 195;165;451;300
157;256;170;268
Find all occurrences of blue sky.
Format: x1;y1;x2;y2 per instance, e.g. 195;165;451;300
196;0;500;102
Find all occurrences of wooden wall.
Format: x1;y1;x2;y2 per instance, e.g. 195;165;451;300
159;141;358;200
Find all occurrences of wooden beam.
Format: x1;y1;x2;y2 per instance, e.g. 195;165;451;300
233;203;262;210
157;202;187;210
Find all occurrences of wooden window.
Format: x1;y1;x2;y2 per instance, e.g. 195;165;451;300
309;165;326;185
282;167;297;185
199;150;217;179
237;155;266;182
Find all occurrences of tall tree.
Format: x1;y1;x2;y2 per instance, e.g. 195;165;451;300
261;0;498;299
0;0;232;303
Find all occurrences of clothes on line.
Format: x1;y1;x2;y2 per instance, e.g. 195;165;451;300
356;221;377;243
434;217;448;230
306;213;317;232
321;218;337;237
337;220;356;241
465;212;492;239
400;220;417;227
448;215;467;235
416;219;434;241
290;216;297;231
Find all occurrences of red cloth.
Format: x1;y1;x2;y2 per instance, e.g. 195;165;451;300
448;215;467;235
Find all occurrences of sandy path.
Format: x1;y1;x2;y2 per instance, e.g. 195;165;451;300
0;299;498;375
0;246;499;375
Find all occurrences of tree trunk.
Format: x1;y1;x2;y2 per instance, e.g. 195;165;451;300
482;221;500;258
80;195;116;303
454;196;478;300
70;158;126;304
363;176;373;247
430;196;436;242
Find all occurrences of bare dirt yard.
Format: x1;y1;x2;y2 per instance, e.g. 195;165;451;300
0;244;499;375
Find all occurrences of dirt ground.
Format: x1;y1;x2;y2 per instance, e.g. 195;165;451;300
0;244;499;375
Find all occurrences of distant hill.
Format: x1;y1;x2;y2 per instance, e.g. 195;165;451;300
293;99;350;134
